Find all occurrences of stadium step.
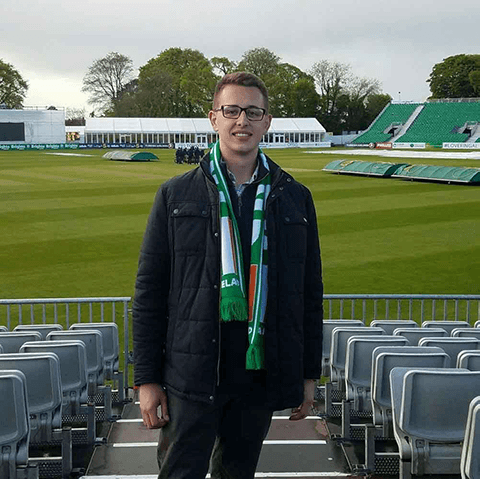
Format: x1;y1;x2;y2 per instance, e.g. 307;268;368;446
81;391;358;479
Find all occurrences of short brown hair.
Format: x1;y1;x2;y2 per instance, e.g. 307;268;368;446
213;72;269;111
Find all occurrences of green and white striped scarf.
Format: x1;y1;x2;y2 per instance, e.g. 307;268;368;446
210;141;270;370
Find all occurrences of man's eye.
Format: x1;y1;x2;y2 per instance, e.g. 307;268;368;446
248;109;262;119
224;107;239;116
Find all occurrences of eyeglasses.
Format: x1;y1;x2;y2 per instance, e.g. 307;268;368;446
214;105;267;121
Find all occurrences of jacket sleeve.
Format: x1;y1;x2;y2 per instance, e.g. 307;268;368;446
133;185;171;386
303;189;323;379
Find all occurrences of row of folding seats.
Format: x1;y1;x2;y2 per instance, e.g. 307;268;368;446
319;319;480;477
462;396;480;479
0;323;123;478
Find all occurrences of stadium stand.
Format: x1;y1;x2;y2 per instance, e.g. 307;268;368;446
457;350;480;370
461;396;480;479
0;325;7;332
418;337;480;366
0;370;38;479
370;319;418;335
351;103;422;144
390;368;480;478
393;326;448;345
0;353;72;478
0;332;42;353
453;328;480;339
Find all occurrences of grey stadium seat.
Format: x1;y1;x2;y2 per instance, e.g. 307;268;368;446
0;370;38;479
370;319;418;335
418;337;480;367
47;330;104;393
390;368;480;478
393;327;448;345
20;340;88;416
0;325;8;332
345;335;409;412
452;328;480;339
457;350;480;370
0;331;42;353
422;320;471;335
461;396;480;479
322;320;364;377
14;323;63;340
330;327;384;386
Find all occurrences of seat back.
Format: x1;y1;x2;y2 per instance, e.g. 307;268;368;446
0;325;7;332
0;353;62;443
371;347;450;435
393;327;448;345
345;336;409;411
419;337;480;366
330;327;384;384
322;320;364;376
422;320;471;335
461;396;480;479
69;323;119;379
370;319;418;335
0;370;30;474
47;330;104;394
0;331;42;353
14;323;63;340
452;328;480;339
391;368;480;476
457;351;480;370
20;340;88;415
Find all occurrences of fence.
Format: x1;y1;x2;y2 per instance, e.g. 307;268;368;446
1;294;479;393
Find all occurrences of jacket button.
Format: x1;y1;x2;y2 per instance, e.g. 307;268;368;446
214;232;219;237
212;338;216;343
202;210;208;216
173;208;179;215
214;284;218;289
285;216;290;222
209;396;214;401
287;178;292;182
279;186;284;191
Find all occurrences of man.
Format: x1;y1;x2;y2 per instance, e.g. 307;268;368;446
133;72;323;479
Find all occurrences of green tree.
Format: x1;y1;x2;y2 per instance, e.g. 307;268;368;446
211;56;237;76
237;47;280;79
82;52;135;111
427;54;480;98
139;48;217;117
0;59;28;108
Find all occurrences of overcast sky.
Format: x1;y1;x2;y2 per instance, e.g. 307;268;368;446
2;0;479;112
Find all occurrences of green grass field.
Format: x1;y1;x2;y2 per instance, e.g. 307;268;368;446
1;147;479;302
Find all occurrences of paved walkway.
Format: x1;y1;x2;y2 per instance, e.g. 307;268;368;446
81;391;359;479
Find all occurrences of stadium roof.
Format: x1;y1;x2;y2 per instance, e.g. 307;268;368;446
85;117;325;133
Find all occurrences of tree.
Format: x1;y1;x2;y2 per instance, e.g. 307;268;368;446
0;59;28;108
427;54;480;98
82;52;135;111
139;48;217;117
65;107;86;126
211;57;237;76
237;47;280;79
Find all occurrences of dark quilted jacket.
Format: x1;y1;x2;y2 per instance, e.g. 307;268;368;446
133;155;323;410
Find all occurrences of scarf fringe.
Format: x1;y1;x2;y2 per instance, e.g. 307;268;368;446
220;297;248;322
246;339;265;370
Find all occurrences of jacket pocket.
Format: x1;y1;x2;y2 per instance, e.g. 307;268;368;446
282;211;309;259
171;202;210;253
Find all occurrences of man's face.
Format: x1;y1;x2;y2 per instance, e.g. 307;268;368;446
209;85;272;161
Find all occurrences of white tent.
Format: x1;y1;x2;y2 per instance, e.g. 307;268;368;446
83;117;328;148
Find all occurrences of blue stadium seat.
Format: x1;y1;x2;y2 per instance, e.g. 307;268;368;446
418;337;480;367
370;319;418;335
452;328;480;340
461;396;480;479
0;325;7;332
457;351;480;370
390;368;480;478
422;320;471;335
0;332;42;353
0;370;38;479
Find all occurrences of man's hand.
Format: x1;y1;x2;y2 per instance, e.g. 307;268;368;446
139;383;170;429
289;379;316;421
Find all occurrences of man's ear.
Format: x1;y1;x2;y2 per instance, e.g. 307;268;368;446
208;110;218;132
264;114;273;134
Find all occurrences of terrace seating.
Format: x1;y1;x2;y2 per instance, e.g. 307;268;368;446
390;368;480;478
322;320;364;377
422;320;471;335
0;353;73;478
14;324;63;340
453;328;480;340
461;396;480;479
364;347;450;474
0;332;42;353
370;319;418;335
418;337;480;366
0;325;7;332
0;370;38;479
393;327;448;345
457;351;480;370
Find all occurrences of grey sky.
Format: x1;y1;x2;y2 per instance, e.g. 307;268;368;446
2;0;479;111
